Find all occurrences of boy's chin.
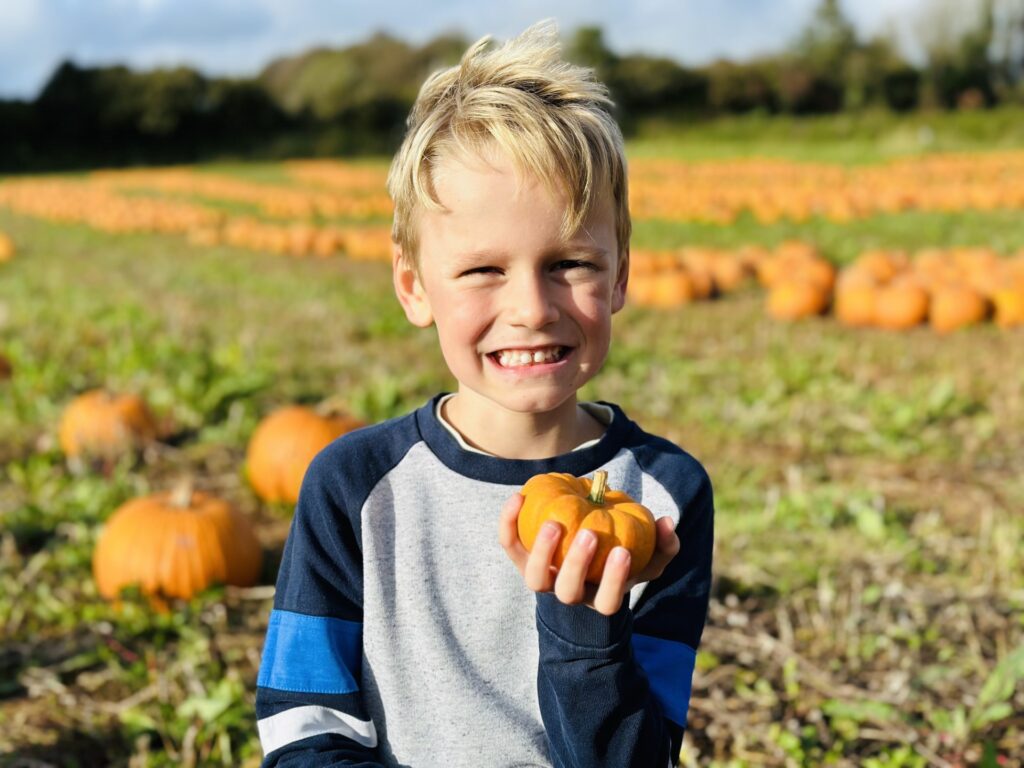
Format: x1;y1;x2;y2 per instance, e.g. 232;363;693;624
475;387;577;416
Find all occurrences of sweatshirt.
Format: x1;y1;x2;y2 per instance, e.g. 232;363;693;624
255;393;714;767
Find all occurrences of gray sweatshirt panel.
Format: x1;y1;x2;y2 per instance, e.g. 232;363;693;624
358;441;679;767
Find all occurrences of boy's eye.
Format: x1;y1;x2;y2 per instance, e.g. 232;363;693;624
554;259;599;272
458;260;598;277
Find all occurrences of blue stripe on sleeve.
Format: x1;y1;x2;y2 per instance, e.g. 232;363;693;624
633;633;697;727
258;609;363;694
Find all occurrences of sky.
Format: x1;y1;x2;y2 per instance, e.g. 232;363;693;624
0;0;933;100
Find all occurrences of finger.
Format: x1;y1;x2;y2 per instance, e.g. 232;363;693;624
592;546;631;616
498;494;528;564
656;515;681;557
523;522;562;592
634;517;680;583
553;529;597;605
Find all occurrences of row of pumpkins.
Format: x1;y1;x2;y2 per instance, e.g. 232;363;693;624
92;166;393;221
0;178;393;261
187;218;392;261
627;151;1024;224
56;389;366;604
629;242;1024;331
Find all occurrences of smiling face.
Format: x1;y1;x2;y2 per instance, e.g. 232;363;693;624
393;148;628;423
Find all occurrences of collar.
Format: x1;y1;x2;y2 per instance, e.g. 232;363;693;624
415;393;635;485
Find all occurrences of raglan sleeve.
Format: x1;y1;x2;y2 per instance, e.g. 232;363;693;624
254;450;385;767
534;459;714;768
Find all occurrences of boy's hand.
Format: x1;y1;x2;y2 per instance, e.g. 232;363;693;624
499;493;680;617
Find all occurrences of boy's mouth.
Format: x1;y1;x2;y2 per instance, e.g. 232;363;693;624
487;345;571;368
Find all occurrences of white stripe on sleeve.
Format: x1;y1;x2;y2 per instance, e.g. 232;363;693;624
258;705;378;754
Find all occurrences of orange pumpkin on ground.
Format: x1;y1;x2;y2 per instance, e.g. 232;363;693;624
707;254;750;294
246;405;365;504
992;288;1024;328
93;480;263;602
0;232;14;262
626;272;657;306
834;279;878;327
853;250;908;283
518;470;657;583
791;258;837;293
58;389;159;459
928;286;989;333
651;269;700;307
766;280;831;320
874;281;930;330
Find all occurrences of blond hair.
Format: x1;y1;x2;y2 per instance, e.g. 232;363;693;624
387;20;630;268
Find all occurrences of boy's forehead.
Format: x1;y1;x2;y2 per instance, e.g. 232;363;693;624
427;148;614;229
430;147;555;207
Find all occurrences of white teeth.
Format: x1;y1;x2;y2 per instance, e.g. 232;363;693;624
495;347;564;368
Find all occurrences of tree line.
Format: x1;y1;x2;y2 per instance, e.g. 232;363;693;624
2;0;1022;172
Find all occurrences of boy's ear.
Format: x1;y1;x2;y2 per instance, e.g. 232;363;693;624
611;246;629;313
392;243;434;327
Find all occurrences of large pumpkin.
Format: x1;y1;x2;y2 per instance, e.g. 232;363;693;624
93;481;263;601
518;470;657;583
58;389;159;459
246;405;364;504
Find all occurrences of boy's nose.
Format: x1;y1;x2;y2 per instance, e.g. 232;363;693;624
508;273;560;328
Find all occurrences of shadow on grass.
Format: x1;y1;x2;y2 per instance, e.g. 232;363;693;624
0;727;130;768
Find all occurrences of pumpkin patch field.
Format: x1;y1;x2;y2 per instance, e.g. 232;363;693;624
2;122;1024;766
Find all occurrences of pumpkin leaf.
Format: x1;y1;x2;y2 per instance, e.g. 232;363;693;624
118;707;158;733
969;643;1024;730
176;679;243;722
822;698;900;725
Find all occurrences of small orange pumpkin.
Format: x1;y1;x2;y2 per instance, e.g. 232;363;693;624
928;286;989;333
992;287;1024;328
791;258;837;294
854;250;908;283
93;480;263;602
518;470;657;583
651;269;699;307
834;279;878;327
246;405;365;504
0;232;14;263
58;389;159;459
766;280;830;320
707;254;750;294
874;280;930;330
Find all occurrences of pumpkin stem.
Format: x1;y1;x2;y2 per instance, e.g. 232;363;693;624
170;478;194;509
589;470;609;505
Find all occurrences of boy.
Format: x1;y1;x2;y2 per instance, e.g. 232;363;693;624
255;20;714;768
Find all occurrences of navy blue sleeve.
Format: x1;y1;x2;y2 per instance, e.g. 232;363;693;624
255;448;385;767
534;448;714;767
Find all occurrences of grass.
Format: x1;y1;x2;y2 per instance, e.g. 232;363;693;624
630;105;1024;163
1;126;1024;766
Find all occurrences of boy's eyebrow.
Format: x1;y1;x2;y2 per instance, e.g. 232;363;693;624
560;244;610;260
451;244;609;265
